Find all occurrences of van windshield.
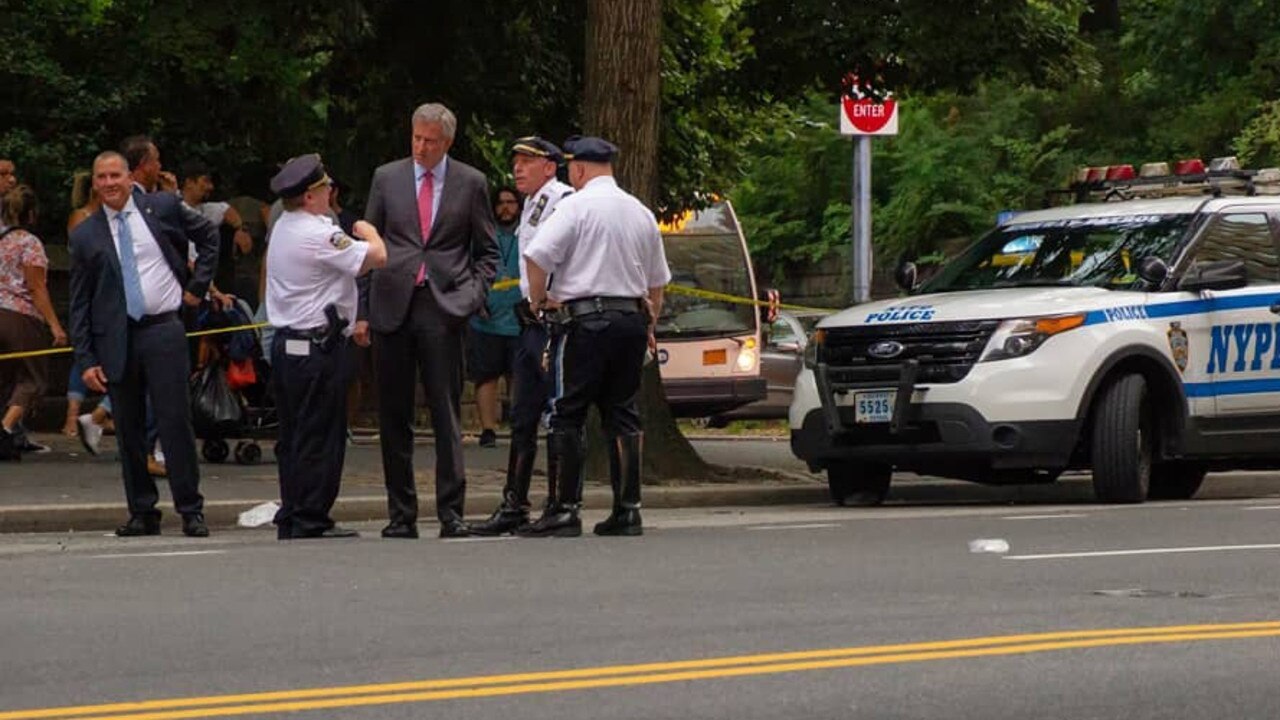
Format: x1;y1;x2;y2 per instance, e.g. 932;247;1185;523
656;204;757;339
919;214;1194;293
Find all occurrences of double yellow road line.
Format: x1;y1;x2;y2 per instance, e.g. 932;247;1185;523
6;620;1279;719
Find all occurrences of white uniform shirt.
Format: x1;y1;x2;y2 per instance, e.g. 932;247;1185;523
265;210;368;332
523;176;671;301
104;197;184;315
517;178;573;298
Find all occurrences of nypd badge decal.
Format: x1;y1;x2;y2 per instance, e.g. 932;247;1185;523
330;232;353;250
1167;321;1188;373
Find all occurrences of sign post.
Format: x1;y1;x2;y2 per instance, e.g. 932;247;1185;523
840;87;899;304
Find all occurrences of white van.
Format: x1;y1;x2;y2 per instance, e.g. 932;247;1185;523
790;160;1280;505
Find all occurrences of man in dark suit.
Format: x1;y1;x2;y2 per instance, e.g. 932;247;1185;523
68;151;219;537
360;102;499;539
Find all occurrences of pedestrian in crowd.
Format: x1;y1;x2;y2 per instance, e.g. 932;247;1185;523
468;185;523;449
227;171;271;309
265;154;387;540
120;135;177;195
66;170;102;234
68;150;218;537
329;178;359;236
472;138;574;536
65;170;111;438
0;185;68;460
518;136;671;538
0;158;16;225
362;102;500;539
180;160;253;293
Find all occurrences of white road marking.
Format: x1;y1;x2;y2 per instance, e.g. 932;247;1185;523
1004;543;1280;561
747;523;842;531
1003;514;1088;520
1244;505;1280;511
89;550;227;559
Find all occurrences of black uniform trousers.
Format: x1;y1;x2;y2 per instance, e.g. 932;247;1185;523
271;331;352;537
107;313;203;519
374;286;468;525
548;309;647;436
502;322;553;506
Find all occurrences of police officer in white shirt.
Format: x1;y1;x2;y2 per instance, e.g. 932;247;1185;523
472;137;575;536
519;136;672;538
266;155;387;540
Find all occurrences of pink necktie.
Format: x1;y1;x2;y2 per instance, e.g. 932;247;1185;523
415;171;434;285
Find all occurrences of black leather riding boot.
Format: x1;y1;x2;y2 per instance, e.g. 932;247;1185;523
594;433;643;536
472;439;535;536
517;430;583;537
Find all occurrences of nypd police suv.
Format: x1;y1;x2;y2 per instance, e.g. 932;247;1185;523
790;159;1280;505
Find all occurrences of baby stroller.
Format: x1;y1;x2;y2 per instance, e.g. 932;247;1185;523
189;298;277;465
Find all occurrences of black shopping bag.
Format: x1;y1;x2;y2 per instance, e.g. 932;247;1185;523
190;364;243;437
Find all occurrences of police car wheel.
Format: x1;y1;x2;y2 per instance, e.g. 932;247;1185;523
202;439;230;464
827;463;891;507
1148;462;1207;500
1090;374;1153;503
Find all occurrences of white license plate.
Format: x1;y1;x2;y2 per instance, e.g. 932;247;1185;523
851;390;895;424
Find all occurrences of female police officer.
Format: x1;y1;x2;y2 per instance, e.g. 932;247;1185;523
266;154;387;539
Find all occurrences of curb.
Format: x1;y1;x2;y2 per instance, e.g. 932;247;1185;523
0;484;829;535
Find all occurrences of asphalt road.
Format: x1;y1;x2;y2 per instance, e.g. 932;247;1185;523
3;497;1279;719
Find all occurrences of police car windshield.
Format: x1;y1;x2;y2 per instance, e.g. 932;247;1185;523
656;206;756;339
919;214;1194;293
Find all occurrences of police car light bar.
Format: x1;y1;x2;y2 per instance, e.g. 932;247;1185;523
1068;156;1280;202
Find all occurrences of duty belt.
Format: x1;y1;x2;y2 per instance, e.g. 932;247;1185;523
278;325;329;341
563;296;643;317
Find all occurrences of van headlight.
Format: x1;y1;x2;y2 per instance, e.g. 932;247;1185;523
980;314;1086;362
803;329;826;368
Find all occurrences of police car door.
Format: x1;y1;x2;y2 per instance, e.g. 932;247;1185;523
1184;209;1280;418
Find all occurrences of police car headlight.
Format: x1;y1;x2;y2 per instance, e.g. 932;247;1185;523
803;329;826;369
980;314;1086;362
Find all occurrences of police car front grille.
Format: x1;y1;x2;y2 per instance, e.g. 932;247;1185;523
820;321;1000;387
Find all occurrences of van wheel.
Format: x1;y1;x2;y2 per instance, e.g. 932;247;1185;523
1090;374;1153;503
1148;463;1206;500
827;463;892;507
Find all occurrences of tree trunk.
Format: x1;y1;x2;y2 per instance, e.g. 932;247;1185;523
580;0;710;482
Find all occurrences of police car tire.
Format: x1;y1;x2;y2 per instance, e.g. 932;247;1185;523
1090;374;1153;503
827;463;891;507
1147;463;1207;500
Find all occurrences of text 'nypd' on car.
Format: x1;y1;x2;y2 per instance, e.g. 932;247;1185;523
790;158;1280;506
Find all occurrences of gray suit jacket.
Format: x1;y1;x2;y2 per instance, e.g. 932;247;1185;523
360;156;498;332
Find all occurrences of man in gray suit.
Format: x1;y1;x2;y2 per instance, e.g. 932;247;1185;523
360;103;499;539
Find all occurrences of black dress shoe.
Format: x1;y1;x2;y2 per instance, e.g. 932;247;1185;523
182;514;210;538
516;507;582;538
470;505;529;536
294;525;359;539
593;509;643;536
115;515;161;537
438;518;472;538
381;522;419;539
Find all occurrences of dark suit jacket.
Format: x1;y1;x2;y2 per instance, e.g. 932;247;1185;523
68;192;219;382
360;156;498;332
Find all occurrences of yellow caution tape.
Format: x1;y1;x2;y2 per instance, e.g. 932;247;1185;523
485;277;838;313
0;321;271;362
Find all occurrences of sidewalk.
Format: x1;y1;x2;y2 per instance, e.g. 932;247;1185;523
0;432;827;534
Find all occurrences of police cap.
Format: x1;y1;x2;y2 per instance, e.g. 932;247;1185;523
563;136;618;163
270;153;330;199
511;136;563;164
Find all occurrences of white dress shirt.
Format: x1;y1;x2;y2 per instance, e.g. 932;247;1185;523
266;211;369;333
517;178;573;298
523;176;672;301
104;197;184;315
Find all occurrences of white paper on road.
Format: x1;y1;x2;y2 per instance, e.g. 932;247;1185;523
969;538;1010;554
238;502;280;528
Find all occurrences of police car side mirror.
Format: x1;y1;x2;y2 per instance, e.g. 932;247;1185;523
1137;256;1169;286
1178;259;1248;292
894;261;918;291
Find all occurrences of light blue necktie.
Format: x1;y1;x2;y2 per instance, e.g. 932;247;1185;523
116;211;147;320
